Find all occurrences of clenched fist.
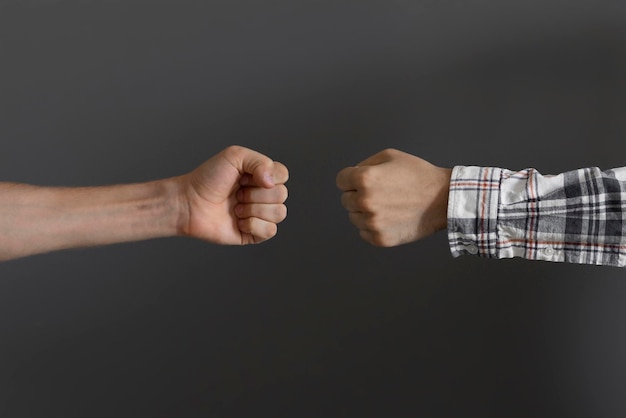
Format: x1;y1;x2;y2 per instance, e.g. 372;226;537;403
178;145;289;245
0;145;289;261
336;149;451;247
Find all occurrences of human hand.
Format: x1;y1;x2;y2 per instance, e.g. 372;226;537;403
336;148;451;247
177;146;288;245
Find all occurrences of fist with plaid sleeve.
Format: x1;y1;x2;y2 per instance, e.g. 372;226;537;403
336;149;452;247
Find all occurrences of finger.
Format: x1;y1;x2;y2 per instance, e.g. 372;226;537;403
222;145;275;188
238;217;278;243
235;203;287;223
340;191;362;212
336;167;359;191
240;161;289;186
359;229;376;245
359;229;394;247
348;212;368;230
359;230;387;247
237;185;288;204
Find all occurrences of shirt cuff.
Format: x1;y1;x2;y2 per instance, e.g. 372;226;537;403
447;166;503;258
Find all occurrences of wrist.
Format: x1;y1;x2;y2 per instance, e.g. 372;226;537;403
434;167;452;232
157;176;190;238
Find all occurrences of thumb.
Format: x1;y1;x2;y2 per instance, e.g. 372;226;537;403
223;145;275;188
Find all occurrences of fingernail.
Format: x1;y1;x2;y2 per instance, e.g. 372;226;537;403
264;173;274;186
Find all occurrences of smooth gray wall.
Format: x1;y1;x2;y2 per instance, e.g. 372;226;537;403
1;1;626;417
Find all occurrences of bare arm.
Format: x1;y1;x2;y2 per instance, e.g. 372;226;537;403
0;146;289;261
0;180;183;261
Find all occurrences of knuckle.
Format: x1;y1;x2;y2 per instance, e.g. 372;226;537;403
355;167;374;187
277;204;287;220
264;223;278;238
370;233;385;247
364;215;381;231
356;194;374;211
277;162;289;183
381;148;399;158
224;145;245;158
279;185;289;202
370;231;395;247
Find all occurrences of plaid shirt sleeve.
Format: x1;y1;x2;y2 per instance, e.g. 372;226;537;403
447;165;626;267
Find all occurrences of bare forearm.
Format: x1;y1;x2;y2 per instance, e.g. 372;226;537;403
0;179;183;261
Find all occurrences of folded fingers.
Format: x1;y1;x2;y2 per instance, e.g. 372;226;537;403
235;203;287;223
238;217;279;243
237;184;288;204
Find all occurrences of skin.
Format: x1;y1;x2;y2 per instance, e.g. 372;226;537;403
0;146;288;261
336;148;452;247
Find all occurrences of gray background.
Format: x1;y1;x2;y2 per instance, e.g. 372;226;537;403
1;0;626;416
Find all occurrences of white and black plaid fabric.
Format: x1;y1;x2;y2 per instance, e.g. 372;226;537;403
448;165;626;267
